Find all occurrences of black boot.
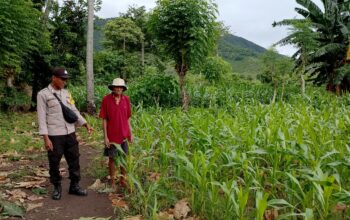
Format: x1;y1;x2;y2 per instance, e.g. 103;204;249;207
69;183;87;196
52;184;62;200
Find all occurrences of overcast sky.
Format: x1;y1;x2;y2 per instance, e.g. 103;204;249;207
94;0;323;56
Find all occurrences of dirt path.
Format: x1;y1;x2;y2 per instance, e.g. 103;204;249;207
24;143;114;220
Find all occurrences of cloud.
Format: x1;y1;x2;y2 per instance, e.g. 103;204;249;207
95;0;156;18
92;0;323;56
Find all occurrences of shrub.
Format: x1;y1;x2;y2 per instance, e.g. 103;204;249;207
69;85;109;111
94;50;142;83
128;74;180;107
201;56;232;83
0;87;31;111
94;50;125;85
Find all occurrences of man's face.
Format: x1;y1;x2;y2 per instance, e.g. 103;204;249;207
112;86;124;95
52;75;67;90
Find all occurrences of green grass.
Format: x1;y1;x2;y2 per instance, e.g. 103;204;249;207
8;169;32;181
2;78;350;219
0;112;42;153
70;78;350;219
85;155;108;180
80;90;350;219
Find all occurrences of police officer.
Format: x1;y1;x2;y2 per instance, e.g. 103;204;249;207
37;67;93;200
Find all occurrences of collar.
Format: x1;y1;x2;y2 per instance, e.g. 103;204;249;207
48;84;62;93
111;93;123;99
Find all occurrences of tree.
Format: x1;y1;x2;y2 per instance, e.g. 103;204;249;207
150;0;219;110
120;5;150;72
86;0;95;114
94;51;124;84
0;0;41;86
274;0;350;94
120;5;148;30
30;0;101;111
258;48;294;103
104;18;144;52
0;0;45;110
50;0;88;83
27;0;54;111
274;19;318;95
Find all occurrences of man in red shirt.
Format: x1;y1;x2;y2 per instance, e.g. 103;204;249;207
99;78;132;189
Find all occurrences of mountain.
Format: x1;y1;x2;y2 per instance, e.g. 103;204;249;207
218;34;266;77
94;18;266;77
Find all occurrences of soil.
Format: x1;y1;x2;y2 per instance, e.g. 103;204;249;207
10;143;115;220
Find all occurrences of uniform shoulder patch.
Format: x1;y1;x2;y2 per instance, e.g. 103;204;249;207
67;92;75;105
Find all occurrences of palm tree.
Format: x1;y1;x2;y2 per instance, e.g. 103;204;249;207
86;0;95;114
274;0;350;94
274;19;318;94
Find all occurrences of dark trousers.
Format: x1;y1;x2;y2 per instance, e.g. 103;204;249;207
48;133;80;186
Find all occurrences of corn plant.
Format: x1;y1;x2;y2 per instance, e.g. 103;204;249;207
71;79;350;219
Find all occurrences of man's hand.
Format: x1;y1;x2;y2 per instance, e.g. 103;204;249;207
43;135;53;151
84;123;94;135
104;136;110;148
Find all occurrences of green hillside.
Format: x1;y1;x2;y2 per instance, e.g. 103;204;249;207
218;34;266;77
94;17;113;51
94;18;266;77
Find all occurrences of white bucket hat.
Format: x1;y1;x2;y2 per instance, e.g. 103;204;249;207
108;78;127;91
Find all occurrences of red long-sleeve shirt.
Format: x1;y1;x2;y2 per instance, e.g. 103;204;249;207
99;94;132;144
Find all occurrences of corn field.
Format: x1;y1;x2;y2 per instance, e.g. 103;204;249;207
77;82;350;219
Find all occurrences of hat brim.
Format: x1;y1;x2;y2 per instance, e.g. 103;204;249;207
108;85;127;91
54;74;69;79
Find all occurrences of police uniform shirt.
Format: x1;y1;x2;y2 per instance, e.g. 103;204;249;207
37;84;87;136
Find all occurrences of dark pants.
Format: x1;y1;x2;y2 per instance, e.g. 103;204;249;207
48;133;80;186
103;141;128;158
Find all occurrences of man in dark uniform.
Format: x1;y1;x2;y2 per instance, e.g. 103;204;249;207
37;67;93;200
